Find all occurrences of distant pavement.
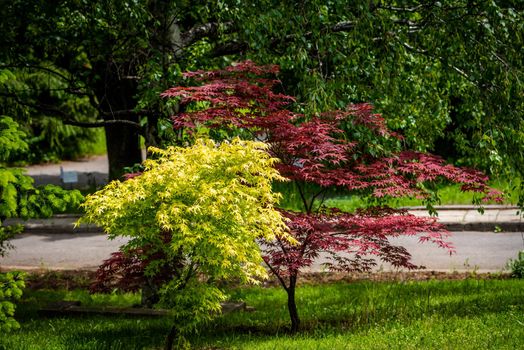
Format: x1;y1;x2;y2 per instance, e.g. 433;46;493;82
1;154;522;273
24;154;109;188
1;230;522;273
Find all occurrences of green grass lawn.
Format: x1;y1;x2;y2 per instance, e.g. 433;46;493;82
275;178;522;213
2;278;523;349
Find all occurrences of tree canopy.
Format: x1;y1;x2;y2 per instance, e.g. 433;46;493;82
1;1;522;181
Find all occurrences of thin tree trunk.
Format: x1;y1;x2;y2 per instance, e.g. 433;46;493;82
287;276;300;333
164;324;178;350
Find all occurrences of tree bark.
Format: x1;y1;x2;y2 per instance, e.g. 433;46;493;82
287;276;300;333
94;61;143;180
104;119;142;180
164;324;178;350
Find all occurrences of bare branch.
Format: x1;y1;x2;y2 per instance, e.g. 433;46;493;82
0;64;71;82
181;22;234;47
0;92;144;129
378;4;427;12
63;119;142;129
210;41;249;57
99;109;160;118
331;21;355;32
398;39;428;54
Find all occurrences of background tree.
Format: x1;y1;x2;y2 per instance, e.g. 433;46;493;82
2;1;522;183
162;61;500;332
1;0;232;178
233;1;524;177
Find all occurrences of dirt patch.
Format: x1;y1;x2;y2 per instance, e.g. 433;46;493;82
18;269;511;291
290;270;511;286
24;270;95;290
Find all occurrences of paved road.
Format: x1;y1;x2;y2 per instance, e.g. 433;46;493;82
1;231;523;272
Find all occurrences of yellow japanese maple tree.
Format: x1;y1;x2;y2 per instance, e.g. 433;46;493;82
81;138;288;348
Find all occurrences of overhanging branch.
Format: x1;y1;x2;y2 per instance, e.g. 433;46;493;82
181;21;234;47
0;64;71;83
211;41;249;57
0;92;144;130
63;119;142;129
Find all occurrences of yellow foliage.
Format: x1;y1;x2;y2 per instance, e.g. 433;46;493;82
81;138;288;282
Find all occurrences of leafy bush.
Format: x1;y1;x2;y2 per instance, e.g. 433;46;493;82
0;272;25;332
508;251;524;278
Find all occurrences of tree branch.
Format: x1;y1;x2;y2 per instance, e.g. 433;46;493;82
63;119;142;129
207;19;362;58
0;92;144;129
99;109;160;118
210;41;249;57
0;64;71;82
181;21;234;47
377;4;428;12
263;259;289;292
331;21;355;32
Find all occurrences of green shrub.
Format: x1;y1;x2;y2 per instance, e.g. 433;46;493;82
0;115;84;331
0;272;25;332
508;251;524;278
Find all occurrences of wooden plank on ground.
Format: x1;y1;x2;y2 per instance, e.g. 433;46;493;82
39;301;248;317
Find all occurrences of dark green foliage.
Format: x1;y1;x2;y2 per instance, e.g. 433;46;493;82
234;1;524;177
0;67;101;164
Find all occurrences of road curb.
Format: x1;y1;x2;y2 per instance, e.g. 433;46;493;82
3;207;522;234
3;215;103;234
442;222;523;232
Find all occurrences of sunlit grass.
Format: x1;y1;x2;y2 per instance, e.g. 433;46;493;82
2;278;523;349
274;178;521;213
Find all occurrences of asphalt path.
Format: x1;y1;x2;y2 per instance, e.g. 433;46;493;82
1;231;523;272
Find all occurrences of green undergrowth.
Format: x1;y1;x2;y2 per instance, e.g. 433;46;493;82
75;128;107;158
1;278;523;349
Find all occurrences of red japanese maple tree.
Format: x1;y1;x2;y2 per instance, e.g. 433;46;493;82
162;61;501;332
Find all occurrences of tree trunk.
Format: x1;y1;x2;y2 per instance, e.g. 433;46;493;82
140;275;160;308
94;62;143;181
287;276;300;333
164;324;178;350
105;119;142;180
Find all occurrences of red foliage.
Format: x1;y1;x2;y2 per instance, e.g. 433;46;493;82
90;241;181;295
95;61;502;330
161;61;501;290
90;250;146;293
164;61;501;204
263;207;452;281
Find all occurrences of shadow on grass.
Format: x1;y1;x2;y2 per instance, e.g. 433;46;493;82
6;279;523;349
59;321;169;350
195;280;524;339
